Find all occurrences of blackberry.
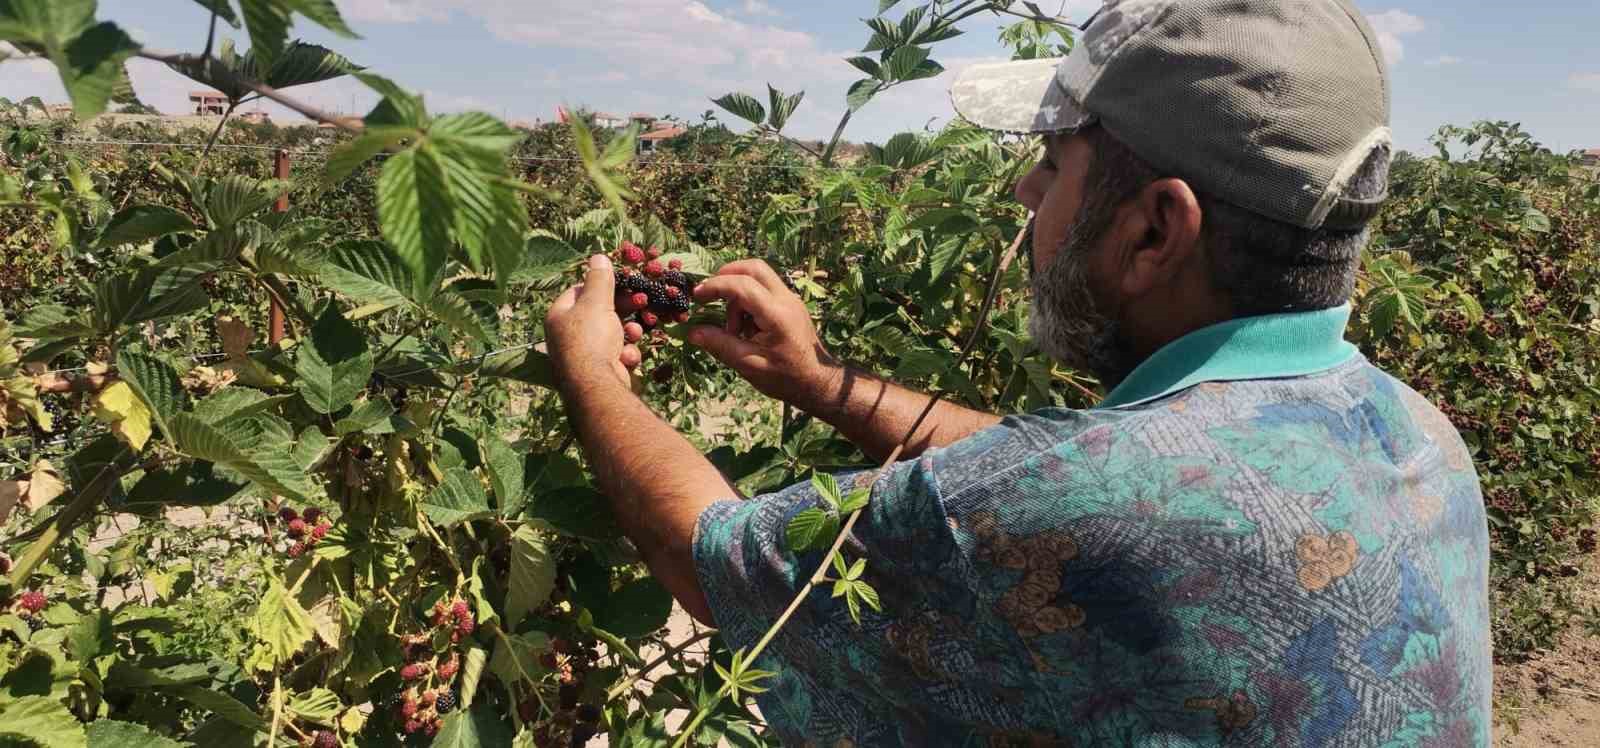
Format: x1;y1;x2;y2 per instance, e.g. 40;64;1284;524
577;704;601;723
641;280;671;308
435;690;457;713
665;295;691;313
558;683;579;710
614;270;648;293
660;270;689;290
570;725;597;746
313;731;338;748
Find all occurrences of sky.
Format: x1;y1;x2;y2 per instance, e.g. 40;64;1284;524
2;0;1597;154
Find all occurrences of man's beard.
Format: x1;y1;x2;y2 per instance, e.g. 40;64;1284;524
1028;216;1139;387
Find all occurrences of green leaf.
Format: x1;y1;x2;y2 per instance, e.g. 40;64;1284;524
427;292;495;344
421;468;493;526
66;608;111;663
115;350;185;442
170;413;320;501
926;235;967;280
765;85;804;132
98;205;195;249
504;526;555;628
845;55;882;79
431;704;512;748
86;720;188;748
594;578;673;639
810;471;842;509
323;127;407;185
285;687;341;726
784;507;833;553
294;304;374;414
191;388;287;423
0;695;85;748
837;487;870;514
188;0;239;28
513;233;583;283
846;78;881;112
479;348;555;389
878;0;903;15
482;438;524;512
252;578;314;668
429;112;529;282
711;92;765;126
261;40;358;89
458;644;488;708
1522;207;1551;233
885;45;932;82
523;486;621;540
235;0;355;68
205;175;287;228
356;72;427;128
322;240;413;305
333;399;400;435
487;631;551;688
376;147;452;300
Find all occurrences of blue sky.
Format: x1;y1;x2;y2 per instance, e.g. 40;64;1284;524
3;1;1597;154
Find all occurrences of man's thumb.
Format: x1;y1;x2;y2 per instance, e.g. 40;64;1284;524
580;254;614;307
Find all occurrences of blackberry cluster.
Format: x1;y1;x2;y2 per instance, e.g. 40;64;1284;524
605;242;697;374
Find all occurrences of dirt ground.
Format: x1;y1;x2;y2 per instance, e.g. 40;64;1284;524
1494;566;1600;746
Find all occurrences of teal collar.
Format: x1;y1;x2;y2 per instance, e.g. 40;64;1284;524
1095;304;1359;410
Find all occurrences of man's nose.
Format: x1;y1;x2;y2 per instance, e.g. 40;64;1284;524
1014;167;1044;211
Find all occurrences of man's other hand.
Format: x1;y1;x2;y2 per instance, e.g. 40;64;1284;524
688;260;840;408
545;254;641;391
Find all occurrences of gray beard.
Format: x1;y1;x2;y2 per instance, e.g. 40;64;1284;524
1028;220;1138;388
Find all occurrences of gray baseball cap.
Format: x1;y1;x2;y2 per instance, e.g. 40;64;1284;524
951;0;1391;230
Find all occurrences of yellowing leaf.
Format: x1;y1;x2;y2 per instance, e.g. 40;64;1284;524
27;461;65;511
94;382;152;451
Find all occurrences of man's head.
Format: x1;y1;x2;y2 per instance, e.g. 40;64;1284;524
952;0;1393;385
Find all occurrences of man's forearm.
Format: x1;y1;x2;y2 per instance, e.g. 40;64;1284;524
558;377;733;625
800;365;1002;462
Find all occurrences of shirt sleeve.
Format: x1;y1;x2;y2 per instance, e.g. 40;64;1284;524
691;451;957;658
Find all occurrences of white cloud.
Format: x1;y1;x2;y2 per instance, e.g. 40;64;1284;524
1423;54;1461;67
1365;10;1424;64
338;0;446;24
740;0;780;17
1569;73;1600;93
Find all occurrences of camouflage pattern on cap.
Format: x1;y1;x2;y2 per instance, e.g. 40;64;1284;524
951;0;1392;230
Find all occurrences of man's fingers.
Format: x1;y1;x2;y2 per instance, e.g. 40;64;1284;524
688;326;763;369
620;344;642;370
716;259;788;293
548;285;579;316
577;254;615;309
693;275;784;324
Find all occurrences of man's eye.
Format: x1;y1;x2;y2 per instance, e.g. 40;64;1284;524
1038;156;1057;171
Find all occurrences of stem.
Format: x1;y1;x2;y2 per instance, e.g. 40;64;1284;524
375;318;427;366
819;109;855;167
267;674;284;747
606;630;715;701
202;10;219;60
6;449;127;588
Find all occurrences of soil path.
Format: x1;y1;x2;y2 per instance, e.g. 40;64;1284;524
1494;564;1600;746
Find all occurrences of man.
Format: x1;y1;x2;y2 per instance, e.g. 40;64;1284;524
545;0;1490;744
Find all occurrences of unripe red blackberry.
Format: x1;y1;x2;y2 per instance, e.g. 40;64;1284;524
403;719;422;734
675;311;691;324
399;696;419;718
313;731;337;748
621;243;645;265
278;506;298;523
639;311;659;328
287;518;307;539
431;602;448;627
623;322;644;343
425;718;441;737
311;523;329;541
451;599;471;621
456;618;475;636
287;542;307;558
438;653;460;680
664;285;682;299
644;259;664;278
629;292;649;310
619;346;642;370
420;690;436;707
647;246;662;259
400;663;426;680
303;507;322;524
18;590;46;614
668;258;683;270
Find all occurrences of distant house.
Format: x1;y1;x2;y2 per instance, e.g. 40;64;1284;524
238;110;271;124
190;90;228;116
1581;148;1600;168
638;123;687;154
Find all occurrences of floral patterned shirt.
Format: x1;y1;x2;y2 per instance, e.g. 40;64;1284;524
693;306;1491;747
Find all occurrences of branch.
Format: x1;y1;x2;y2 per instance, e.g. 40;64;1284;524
202;10;219;60
136;48;364;131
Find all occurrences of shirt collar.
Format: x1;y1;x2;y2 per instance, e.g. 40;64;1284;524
1095;304;1359;410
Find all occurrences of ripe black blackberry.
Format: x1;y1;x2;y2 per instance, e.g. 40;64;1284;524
641;280;672;309
435;690;457;713
660;269;689;290
664;294;691;313
26;617;45;632
614;270;648;293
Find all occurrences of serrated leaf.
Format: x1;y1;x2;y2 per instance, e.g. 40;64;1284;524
784;507;833;553
115;350;184;440
377;147;451;300
878;0;903;14
432;704;512;748
505;526;555;628
323;127;407;185
169;413;319;501
711;92;765;126
251;578;314;668
86;719;188;748
66;608;111;663
421;468;493;526
927;235;967;280
885;44;932;82
427;292;494;343
322;240;412;305
191;388;287;423
482;438;523;512
286;687;341;726
93;381;153;451
845;55;882;78
765;85;804;132
0;695;85;748
333;399;400;435
846;78;881;112
294;305;373;414
810;472;842;509
205;175;287;228
98;205;195;249
458;644;488;708
838;487;870;514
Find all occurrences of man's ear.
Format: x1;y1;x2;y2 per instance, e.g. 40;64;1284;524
1114;177;1204;297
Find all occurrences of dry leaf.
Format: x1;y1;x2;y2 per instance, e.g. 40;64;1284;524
217;316;256;360
94;381;153;451
26;460;64;510
0;480;23;522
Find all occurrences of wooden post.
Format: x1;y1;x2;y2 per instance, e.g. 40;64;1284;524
268;149;290;344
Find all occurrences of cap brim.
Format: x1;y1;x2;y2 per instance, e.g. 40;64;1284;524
950;57;1093;134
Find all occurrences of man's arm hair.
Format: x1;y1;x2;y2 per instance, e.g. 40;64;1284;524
801;364;1002;463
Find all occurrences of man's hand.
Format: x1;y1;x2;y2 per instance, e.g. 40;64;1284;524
545;255;642;390
688;260;841;410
